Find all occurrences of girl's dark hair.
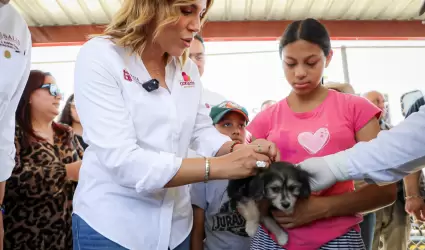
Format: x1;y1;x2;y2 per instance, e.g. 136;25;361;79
16;70;68;148
279;18;331;58
59;94;75;126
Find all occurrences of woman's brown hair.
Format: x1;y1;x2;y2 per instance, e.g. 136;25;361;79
16;70;68;148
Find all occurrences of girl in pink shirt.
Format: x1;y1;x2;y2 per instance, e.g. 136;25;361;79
248;18;397;250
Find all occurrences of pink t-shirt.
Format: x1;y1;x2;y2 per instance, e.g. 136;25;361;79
247;90;381;250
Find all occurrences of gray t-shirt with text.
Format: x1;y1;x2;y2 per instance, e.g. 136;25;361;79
190;179;250;250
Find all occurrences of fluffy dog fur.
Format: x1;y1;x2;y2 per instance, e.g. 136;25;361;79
227;161;311;245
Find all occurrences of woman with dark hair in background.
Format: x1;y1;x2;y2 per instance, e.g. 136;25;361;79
248;18;396;249
3;70;83;250
59;94;88;150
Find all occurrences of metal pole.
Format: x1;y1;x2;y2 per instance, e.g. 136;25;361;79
341;46;350;84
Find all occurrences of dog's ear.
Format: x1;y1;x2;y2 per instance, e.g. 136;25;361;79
297;169;312;199
248;174;265;200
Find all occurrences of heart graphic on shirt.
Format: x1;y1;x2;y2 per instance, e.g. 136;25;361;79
297;128;330;154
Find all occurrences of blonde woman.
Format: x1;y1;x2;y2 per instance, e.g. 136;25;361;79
71;0;278;249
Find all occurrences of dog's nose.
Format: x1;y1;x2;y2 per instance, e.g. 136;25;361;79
281;202;290;209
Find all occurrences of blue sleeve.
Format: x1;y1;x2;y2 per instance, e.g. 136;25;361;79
190;182;207;210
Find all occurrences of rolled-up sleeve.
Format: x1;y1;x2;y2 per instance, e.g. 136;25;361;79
325;105;425;184
0;29;31;182
74;40;182;193
189;89;230;157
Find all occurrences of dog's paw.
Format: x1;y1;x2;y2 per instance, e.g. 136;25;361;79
245;221;259;237
275;231;289;245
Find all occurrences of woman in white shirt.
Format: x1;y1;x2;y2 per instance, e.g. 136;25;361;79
71;0;278;250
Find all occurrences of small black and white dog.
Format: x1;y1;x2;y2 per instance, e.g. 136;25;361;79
227;161;311;245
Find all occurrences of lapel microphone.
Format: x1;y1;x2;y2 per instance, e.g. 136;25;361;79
142;79;160;92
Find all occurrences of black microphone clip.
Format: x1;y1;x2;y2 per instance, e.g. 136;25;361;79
142;79;159;92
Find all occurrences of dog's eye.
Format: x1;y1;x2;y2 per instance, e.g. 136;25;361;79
288;186;295;192
271;187;280;193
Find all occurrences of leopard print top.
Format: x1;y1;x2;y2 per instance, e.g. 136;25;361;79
3;123;84;250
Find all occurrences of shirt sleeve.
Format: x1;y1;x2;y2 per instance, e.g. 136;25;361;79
190;182;207;210
0;28;31;182
347;95;382;132
324;104;425;184
189;81;230;157
74;39;183;193
246;109;272;139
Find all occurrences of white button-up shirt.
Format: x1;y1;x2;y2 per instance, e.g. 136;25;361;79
73;37;230;250
326;104;425;184
0;4;31;181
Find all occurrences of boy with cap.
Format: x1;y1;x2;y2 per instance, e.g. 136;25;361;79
190;101;251;250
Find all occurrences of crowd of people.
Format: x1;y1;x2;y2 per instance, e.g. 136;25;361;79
2;0;425;249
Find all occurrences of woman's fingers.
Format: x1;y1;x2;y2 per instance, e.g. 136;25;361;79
268;144;278;160
275;150;281;162
252;144;272;157
249;140;280;161
249;154;271;169
253;151;271;162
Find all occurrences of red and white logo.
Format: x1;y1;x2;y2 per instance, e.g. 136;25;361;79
180;72;195;88
123;69;133;82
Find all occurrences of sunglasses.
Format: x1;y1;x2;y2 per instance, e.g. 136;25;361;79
40;83;62;98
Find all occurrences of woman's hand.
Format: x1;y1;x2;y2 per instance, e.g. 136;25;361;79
271;197;329;229
405;196;425;222
212;144;272;179
248;139;281;162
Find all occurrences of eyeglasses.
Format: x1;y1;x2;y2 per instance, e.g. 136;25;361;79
40;83;62;98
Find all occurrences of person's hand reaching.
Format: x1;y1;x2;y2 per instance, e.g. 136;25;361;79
213;144;272;179
297;157;340;192
249;139;281;162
